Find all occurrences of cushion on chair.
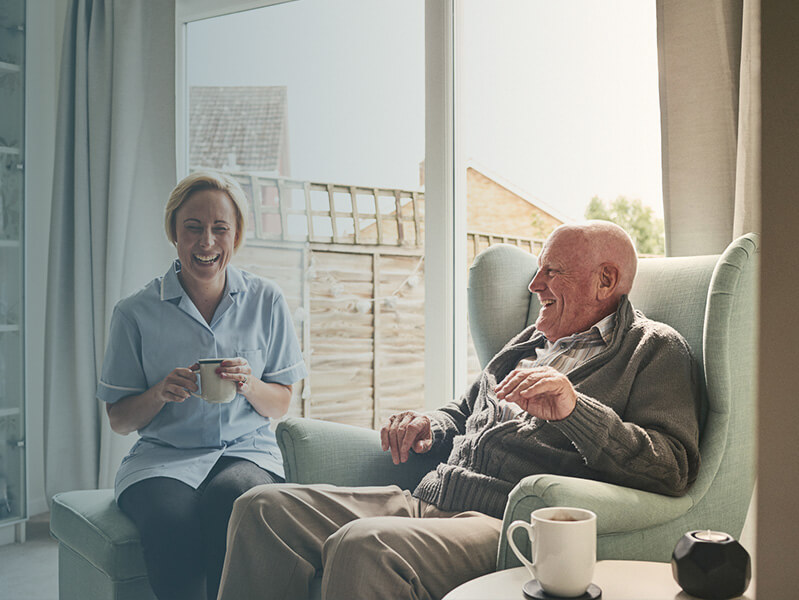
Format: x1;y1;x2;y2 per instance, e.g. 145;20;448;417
50;489;148;583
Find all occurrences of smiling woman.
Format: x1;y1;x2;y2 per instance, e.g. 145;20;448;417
98;170;308;600
164;171;248;250
174;191;238;320
164;173;249;324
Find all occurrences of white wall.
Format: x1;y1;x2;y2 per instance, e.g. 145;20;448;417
23;0;69;517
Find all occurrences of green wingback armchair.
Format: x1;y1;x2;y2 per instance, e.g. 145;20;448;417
276;233;759;584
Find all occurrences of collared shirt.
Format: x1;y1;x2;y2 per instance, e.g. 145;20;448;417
98;260;307;499
498;312;616;421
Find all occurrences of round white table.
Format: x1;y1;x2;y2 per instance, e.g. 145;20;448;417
443;560;756;600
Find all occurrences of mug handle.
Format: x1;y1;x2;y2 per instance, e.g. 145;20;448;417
507;520;537;572
189;365;202;399
189;376;203;400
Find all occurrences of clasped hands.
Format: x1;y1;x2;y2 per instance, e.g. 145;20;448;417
380;366;576;464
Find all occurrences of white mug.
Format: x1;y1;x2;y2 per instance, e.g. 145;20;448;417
192;358;237;404
506;507;597;598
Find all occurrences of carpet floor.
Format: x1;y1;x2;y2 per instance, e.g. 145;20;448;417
0;512;58;600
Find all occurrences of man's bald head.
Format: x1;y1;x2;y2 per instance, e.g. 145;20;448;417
529;221;638;341
548;221;638;297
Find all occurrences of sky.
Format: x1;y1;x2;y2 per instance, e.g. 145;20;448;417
459;0;663;219
187;0;662;222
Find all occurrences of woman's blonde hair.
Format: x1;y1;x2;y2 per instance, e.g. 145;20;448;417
164;171;249;252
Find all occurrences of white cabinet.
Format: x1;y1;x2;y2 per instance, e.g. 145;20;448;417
0;0;26;542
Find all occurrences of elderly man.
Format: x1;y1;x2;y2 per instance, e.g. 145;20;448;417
218;222;702;600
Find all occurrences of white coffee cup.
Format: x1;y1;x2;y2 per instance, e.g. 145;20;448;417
192;358;237;404
506;506;597;598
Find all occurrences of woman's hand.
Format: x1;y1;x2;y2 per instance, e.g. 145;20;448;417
152;364;200;403
216;358;253;393
219;358;292;419
107;363;200;435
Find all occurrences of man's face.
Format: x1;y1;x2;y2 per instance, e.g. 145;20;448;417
528;231;604;342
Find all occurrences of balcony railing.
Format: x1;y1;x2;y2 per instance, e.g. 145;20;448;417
227;171;545;254
230;173;424;247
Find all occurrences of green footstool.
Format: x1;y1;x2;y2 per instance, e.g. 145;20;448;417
50;489;155;600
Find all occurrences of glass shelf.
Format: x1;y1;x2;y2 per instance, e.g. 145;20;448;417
0;407;20;419
0;60;20;74
0;0;26;540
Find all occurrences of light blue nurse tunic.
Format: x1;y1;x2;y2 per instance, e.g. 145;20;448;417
98;260;307;500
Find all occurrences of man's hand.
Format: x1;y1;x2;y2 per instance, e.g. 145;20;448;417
380;411;433;465
495;366;577;421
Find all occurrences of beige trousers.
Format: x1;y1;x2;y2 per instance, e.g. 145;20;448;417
217;483;502;600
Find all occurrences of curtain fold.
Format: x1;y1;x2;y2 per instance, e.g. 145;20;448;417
44;0;176;499
657;0;760;256
733;0;761;239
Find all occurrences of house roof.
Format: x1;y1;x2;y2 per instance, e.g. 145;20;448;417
189;86;287;172
465;158;572;224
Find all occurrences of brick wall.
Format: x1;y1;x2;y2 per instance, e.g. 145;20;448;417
467;168;562;239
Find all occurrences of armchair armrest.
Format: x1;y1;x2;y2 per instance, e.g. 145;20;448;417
276;417;441;491
497;474;694;569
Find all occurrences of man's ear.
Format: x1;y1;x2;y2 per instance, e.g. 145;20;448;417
596;263;619;300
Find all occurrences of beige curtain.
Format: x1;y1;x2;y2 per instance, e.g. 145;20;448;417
45;0;176;499
657;0;760;257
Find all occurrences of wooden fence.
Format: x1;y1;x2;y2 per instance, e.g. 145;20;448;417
227;172;544;428
234;242;425;429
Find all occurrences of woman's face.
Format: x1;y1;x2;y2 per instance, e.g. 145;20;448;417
174;188;239;290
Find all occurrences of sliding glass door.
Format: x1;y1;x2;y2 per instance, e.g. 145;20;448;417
179;0;428;427
454;0;664;387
